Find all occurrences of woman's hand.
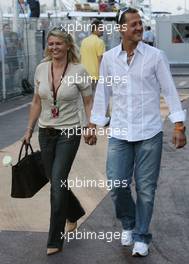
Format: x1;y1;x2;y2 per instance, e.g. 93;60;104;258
172;130;186;148
83;125;97;145
90;134;97;145
84;134;97;145
172;123;187;148
23;128;33;144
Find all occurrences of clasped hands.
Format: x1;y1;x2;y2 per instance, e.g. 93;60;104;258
83;124;97;145
172;130;187;148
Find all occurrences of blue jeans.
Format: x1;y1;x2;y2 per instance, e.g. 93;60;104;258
106;132;163;244
39;127;85;249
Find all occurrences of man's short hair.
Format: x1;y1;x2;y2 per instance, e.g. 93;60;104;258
91;19;103;32
116;7;138;25
147;26;151;31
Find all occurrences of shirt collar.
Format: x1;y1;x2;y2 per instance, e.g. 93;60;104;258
115;43;123;57
116;41;145;57
91;33;98;38
136;41;145;55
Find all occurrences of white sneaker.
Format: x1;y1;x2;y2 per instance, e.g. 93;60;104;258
121;229;133;246
132;242;149;257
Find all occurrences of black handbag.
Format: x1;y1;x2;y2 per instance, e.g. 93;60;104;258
11;142;49;198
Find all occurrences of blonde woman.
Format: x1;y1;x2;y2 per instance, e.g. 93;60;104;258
23;27;96;255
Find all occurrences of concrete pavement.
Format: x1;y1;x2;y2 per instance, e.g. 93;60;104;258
0;89;189;263
1;99;189;264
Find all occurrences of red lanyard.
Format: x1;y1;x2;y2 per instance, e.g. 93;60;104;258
51;60;69;106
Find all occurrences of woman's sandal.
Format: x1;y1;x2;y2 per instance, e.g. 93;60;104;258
65;220;77;233
47;248;62;256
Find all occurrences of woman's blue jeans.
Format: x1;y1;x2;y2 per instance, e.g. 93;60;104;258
107;132;163;244
38;127;85;249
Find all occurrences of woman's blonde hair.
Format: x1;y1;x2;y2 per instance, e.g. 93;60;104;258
44;27;79;63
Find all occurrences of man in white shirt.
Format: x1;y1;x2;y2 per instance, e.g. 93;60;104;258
87;7;187;257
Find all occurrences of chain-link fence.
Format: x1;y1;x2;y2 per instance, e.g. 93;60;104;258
0;17;120;101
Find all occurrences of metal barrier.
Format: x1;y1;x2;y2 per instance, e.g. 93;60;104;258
0;17;120;101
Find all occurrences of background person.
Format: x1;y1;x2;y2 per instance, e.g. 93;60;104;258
80;19;105;98
3;24;20;76
27;0;40;17
143;25;155;46
23;27;93;256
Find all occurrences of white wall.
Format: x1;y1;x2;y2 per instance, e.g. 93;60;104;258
156;15;189;64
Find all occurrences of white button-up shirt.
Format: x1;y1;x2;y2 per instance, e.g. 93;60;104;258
90;41;186;141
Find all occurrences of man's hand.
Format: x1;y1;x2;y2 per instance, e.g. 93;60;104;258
83;123;97;145
87;134;97;145
172;130;187;148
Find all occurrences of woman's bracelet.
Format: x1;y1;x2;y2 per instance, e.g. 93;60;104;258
26;126;34;132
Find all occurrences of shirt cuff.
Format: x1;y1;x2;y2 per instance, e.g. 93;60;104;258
168;109;187;123
90;115;110;127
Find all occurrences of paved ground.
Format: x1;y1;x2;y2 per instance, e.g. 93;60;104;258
0;82;189;263
1;108;189;263
0;95;33;149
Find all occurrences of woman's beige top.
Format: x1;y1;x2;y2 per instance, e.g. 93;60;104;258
34;61;92;129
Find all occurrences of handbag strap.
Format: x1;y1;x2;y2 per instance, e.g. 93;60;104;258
25;143;34;155
18;142;34;162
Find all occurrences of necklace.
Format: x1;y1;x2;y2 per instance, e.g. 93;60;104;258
127;52;134;65
51;59;69;118
128;52;134;57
